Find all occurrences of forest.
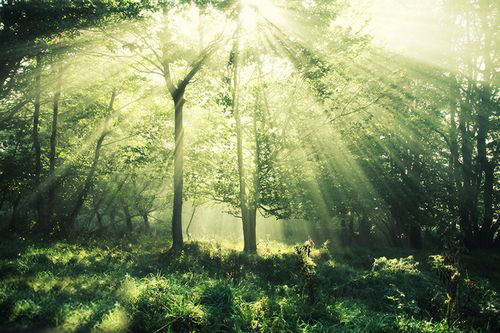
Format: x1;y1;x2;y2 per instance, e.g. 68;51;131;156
0;0;498;332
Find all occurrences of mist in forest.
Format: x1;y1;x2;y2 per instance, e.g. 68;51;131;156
0;0;498;332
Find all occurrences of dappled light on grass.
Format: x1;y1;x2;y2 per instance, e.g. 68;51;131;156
0;237;498;332
0;0;498;331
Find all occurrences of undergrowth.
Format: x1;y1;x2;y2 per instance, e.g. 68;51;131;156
0;235;498;332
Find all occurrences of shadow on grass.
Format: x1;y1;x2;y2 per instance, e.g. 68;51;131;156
0;238;498;333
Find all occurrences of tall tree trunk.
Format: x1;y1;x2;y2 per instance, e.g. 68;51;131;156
171;93;185;250
448;78;462;232
246;94;263;253
230;22;252;253
47;65;61;227
458;101;475;246
448;75;471;246
236;94;250;252
33;54;45;230
409;156;423;250
160;7;185;250
477;0;496;248
460;14;481;247
482;162;495;246
160;8;210;251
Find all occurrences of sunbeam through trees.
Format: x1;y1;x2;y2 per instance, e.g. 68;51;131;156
0;0;498;332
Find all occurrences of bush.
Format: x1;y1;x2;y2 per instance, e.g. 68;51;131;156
372;256;420;275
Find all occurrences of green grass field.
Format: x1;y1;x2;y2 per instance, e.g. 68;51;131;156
0;235;498;333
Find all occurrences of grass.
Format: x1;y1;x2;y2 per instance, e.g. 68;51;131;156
0;234;498;332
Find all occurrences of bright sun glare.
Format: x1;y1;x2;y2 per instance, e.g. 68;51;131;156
335;0;451;69
240;0;281;30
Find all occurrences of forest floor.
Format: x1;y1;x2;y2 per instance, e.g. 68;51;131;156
0;234;498;333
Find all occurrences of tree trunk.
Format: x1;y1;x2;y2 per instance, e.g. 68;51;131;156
0;191;6;212
171;93;184;250
477;2;495;248
123;206;132;233
142;212;150;231
246;94;262;254
47;65;62;226
229;18;254;253
233;49;251;252
186;204;197;240
476;95;494;247
8;193;22;233
481;160;495;247
408;223;422;250
358;214;371;245
242;215;250;252
160;7;211;251
33;54;45;230
448;78;462;233
247;206;257;252
458;100;475;246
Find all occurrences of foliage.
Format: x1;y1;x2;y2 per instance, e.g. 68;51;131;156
0;237;498;332
0;0;498;330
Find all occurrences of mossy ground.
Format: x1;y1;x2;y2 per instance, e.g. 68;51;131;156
0;234;498;333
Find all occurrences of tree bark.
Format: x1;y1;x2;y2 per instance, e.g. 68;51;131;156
482;162;495;246
448;78;463;232
171;93;185;250
33;54;45;230
477;0;496;248
230;23;252;253
142;212;150;231
458;99;475;246
246;91;263;253
247;206;257;252
160;8;212;251
8;193;22;233
408;223;422;250
47;64;62;226
186;203;197;240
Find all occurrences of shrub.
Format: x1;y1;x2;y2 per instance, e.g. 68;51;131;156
372;256;420;275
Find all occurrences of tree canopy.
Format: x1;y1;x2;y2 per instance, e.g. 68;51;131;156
0;0;498;248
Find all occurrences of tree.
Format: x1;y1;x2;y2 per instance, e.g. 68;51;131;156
442;0;499;248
